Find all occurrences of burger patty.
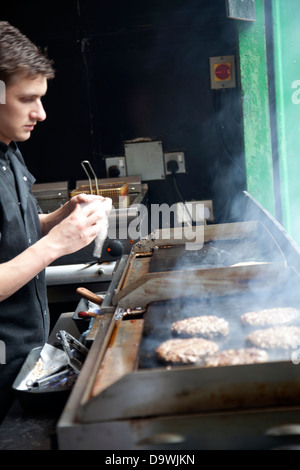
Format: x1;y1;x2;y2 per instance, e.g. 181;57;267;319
241;307;300;327
156;337;219;364
203;348;269;367
246;326;300;350
171;315;229;338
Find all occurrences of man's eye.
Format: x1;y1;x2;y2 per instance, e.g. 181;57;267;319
20;97;35;103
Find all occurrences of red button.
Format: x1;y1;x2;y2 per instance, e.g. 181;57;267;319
215;63;231;81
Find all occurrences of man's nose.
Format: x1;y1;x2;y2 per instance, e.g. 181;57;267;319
30;100;47;122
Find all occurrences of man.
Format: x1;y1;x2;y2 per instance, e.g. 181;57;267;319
0;21;111;421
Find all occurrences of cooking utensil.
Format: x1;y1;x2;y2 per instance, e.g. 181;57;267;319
78;311;100;319
56;330;89;374
76;287;104;306
26;367;76;390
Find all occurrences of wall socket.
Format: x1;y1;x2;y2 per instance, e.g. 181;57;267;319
164;152;186;175
176;200;214;224
105;156;127;177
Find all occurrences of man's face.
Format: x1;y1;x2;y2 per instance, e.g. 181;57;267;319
0;73;47;145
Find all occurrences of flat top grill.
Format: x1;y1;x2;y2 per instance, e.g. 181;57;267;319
72;220;300;424
56;196;300;449
148;237;283;273
139;283;300;370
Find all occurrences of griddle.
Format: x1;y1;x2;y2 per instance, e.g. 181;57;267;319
148;237;283;273
139;286;300;369
56;199;300;450
113;220;287;308
72;261;300;425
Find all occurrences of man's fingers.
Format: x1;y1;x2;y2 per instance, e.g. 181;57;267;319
79;197;112;220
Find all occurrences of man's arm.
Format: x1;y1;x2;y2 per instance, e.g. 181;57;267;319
0;195;110;302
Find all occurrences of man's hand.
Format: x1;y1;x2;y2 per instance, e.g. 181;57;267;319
45;195;112;258
39;193;111;235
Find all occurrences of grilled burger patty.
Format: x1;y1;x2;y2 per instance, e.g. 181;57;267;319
246;326;300;350
203;348;269;367
171;315;229;338
156;337;219;364
241;307;300;327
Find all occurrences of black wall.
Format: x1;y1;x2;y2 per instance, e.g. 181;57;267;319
1;0;246;222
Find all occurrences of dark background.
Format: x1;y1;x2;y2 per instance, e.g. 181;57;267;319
1;0;246;222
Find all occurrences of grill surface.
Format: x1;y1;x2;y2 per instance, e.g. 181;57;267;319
148;238;284;273
139;287;300;369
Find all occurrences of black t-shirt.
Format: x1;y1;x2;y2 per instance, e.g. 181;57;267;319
0;142;49;395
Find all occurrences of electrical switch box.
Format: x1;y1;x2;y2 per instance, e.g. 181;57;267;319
176;200;214;225
124;140;165;181
226;0;256;21
209;55;236;89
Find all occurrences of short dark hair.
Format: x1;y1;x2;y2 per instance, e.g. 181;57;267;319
0;21;55;84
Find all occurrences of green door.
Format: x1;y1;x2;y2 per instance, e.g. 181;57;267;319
237;0;275;217
237;0;300;245
272;0;300;244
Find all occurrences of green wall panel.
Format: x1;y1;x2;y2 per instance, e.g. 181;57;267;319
273;0;300;243
237;0;275;216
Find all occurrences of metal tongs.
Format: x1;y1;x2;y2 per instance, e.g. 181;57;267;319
25;332;89;390
26;367;77;390
56;330;89;374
